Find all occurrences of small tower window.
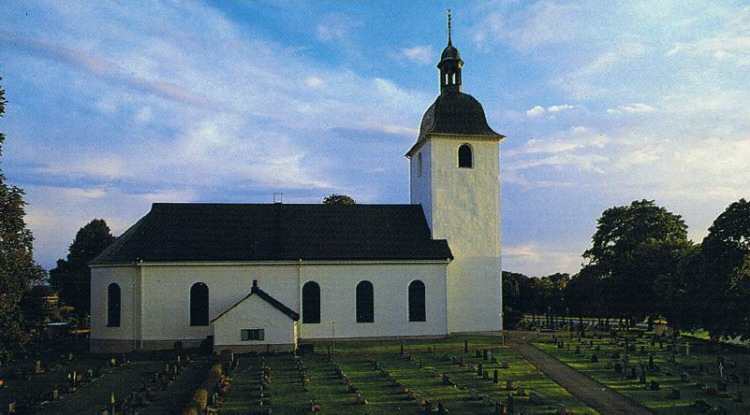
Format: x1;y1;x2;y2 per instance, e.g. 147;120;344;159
452;73;456;84
458;144;473;168
417;152;423;177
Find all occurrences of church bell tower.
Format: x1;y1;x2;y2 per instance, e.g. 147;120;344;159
406;11;504;334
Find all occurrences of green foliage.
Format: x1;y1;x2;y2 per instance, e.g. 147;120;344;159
0;78;46;356
700;199;750;340
50;219;116;316
322;194;356;205
580;200;691;323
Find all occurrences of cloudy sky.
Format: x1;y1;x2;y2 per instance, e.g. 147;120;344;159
1;1;749;276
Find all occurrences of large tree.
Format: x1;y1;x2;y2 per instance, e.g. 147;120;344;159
581;200;691;325
323;194;356;205
50;219;116;317
699;199;750;340
0;79;46;355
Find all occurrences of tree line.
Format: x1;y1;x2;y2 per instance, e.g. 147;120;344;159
503;199;750;342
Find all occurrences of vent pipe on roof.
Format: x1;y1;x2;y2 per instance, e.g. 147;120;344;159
252;279;258;288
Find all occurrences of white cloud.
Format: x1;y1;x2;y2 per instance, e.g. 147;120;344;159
607;103;656;114
526;104;576;118
526;105;545;117
399;45;433;64
503;243;583;276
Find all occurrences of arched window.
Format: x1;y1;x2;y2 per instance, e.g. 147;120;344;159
107;283;121;327
190;282;209;326
408;280;426;322
417;152;423;177
356;281;374;323
458;144;473;168
302;281;321;324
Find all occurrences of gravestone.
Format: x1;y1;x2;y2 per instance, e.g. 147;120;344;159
493;369;499;383
507;394;515;414
34;360;43;374
668;388;681;399
476;350;482;358
483;370;490;380
516;386;526;396
483;349;489;360
506;379;514;390
477;363;483;376
717;381;727;392
629;366;637;380
614;363;623;374
495;402;504;415
529;391;542;404
500;361;510;369
649;380;660;390
681;372;690;382
590;354;598;363
557;403;567;415
648;354;654;370
464;340;468;353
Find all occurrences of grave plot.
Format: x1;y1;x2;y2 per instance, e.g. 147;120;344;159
297;353;373;414
329;352;432;413
534;330;750;415
219;354;311;413
331;336;596;414
392;340;596;415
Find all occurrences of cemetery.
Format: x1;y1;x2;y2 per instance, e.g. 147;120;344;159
1;336;594;414
531;326;750;415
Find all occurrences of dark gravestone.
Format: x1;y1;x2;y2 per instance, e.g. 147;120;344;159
717;381;727;392
648;354;654;370
629;366;637;380
742;374;749;386
483;349;489;360
476;350;482;358
668;388;681;399
464;340;468;353
493;369;498;384
477;363;483;376
614;363;623;374
506;394;515;414
650;380;660;390
590;354;598;363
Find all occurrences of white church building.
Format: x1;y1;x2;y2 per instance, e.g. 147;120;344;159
89;26;504;353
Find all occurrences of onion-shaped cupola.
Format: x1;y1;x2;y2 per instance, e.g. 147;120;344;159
438;11;463;94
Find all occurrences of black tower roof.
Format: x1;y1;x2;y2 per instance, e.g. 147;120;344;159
407;12;503;157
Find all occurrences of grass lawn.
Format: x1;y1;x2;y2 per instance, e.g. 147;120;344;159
218;335;596;414
533;331;750;415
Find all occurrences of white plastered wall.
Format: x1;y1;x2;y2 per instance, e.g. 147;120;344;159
90;265;139;342
213;295;296;348
138;263;299;342
297;262;448;340
412;136;502;333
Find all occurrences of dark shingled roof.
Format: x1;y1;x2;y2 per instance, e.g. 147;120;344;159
418;91;503;142
212;280;299;322
91;203;452;265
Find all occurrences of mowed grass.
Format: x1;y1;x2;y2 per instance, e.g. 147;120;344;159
219;336;596;414
533;331;750;415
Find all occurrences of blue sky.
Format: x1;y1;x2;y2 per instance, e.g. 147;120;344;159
1;1;749;276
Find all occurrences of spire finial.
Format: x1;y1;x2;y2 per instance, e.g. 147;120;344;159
447;9;452;45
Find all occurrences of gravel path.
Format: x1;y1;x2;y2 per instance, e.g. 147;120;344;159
505;331;654;415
